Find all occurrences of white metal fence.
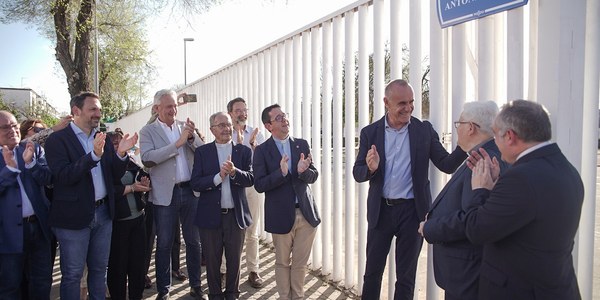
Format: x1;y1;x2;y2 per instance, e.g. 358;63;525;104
113;0;600;298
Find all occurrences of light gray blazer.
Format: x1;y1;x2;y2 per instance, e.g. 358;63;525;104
140;119;204;206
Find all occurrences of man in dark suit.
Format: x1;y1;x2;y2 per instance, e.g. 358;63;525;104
253;104;320;299
191;112;254;300
466;99;583;300
418;101;506;299
45;92;135;299
0;111;52;299
353;79;467;300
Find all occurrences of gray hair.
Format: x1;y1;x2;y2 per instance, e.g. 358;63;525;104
495;99;551;142
153;89;177;106
384;79;413;98
209;112;231;126
460;101;499;136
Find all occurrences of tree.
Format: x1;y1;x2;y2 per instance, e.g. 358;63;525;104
0;0;220;117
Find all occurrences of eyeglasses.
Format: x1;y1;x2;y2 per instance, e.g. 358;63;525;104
233;109;248;114
210;123;233;129
270;113;288;123
0;123;19;131
453;121;480;129
29;127;44;133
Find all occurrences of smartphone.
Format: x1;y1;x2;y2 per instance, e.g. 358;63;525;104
184;94;197;103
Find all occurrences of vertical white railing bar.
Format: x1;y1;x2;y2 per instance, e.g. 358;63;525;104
357;3;370;293
278;43;286;113
321;19;334;276
372;0;385;119
507;7;525;100
285;39;294;121
409;0;422;119
344;8;357;288
478;15;494;101
332;14;344;282
293;35;302;138
310;25;323;269
302;32;311;139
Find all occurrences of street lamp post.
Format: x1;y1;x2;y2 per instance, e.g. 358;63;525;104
183;38;194;85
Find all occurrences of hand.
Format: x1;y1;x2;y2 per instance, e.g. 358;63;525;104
185;118;196;139
220;155;235;179
117;133;138;157
249;128;259;147
93;132;106;157
22;141;35;164
467;148;500;183
366;145;379;173
139;176;151;187
2;145;16;168
176;123;193;147
132;181;152;193
236;128;244;144
280;154;289;176
52;115;73;132
471;156;496;190
297;153;312;174
417;213;428;237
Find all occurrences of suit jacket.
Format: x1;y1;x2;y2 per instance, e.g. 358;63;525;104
423;139;505;296
0;142;52;254
465;143;583;300
353;116;467;227
191;142;254;229
139;119;204;206
46;125;127;230
253;136;320;234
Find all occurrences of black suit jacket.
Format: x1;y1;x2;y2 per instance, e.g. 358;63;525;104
465;143;583;300
45;125;127;229
253;136;320;234
353;116;467;227
423;139;506;297
191;142;254;229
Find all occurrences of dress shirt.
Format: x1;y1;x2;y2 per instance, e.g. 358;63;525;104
4;149;36;217
157;118;192;183
212;142;234;209
71;123;107;201
382;116;414;199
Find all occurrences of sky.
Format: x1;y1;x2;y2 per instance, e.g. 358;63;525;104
0;0;356;114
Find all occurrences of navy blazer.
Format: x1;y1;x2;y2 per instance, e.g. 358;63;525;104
423;139;506;296
253;136;320;234
353;116;467;227
465;143;583;299
191;142;254;229
45;125;127;229
0;142;52;254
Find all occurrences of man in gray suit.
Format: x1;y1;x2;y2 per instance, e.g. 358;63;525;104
140;89;206;300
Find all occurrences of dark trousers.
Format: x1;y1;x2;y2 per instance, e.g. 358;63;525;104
361;201;423;300
0;220;52;299
199;211;245;300
107;214;146;300
144;203;183;278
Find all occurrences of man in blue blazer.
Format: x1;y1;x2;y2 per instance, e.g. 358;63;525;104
0;111;52;299
253;104;320;299
419;101;507;300
45;92;135;300
466;100;583;300
353;80;467;300
191;112;254;300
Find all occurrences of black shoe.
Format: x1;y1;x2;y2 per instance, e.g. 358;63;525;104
171;269;188;281
247;271;264;288
155;291;169;300
190;286;208;300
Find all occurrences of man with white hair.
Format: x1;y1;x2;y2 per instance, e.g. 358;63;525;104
139;89;206;300
419;101;507;300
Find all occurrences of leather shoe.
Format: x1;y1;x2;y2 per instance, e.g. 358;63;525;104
144;275;153;289
248;271;264;288
155;291;169;300
171;269;188;281
190;286;208;300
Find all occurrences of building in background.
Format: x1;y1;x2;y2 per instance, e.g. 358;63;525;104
0;87;59;119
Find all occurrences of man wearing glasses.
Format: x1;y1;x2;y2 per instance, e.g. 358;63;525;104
227;97;266;288
253;104;320;299
191;112;254;300
418;101;507;300
353;79;467;300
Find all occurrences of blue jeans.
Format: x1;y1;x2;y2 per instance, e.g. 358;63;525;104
154;186;202;294
0;220;52;299
53;203;113;300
